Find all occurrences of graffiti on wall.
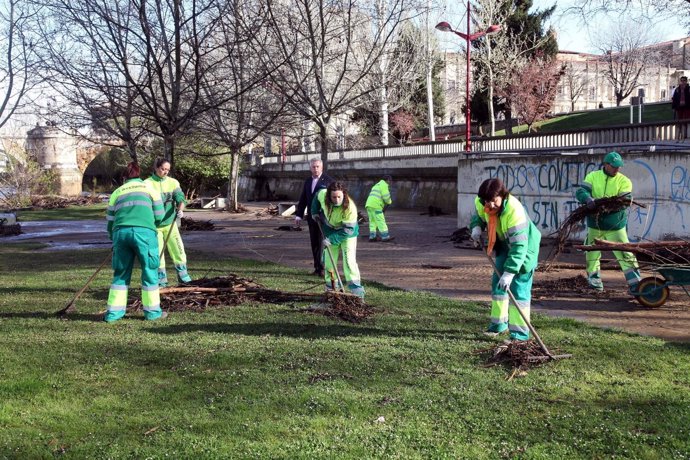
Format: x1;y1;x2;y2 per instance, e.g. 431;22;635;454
479;157;676;241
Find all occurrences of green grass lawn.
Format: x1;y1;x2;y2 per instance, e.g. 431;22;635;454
16;203;108;222
1;242;689;458
495;102;675;136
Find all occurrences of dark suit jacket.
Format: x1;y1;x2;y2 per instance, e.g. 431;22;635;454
296;173;334;219
672;85;690;110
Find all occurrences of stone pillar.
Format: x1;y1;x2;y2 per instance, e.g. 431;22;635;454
26;125;83;196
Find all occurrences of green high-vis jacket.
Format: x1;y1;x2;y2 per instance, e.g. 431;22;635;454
145;174;187;226
470;194;541;275
106;179;164;239
365;180;392;210
575;170;632;231
311;189;359;246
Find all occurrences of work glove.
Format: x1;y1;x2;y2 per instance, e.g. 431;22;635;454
323;238;332;247
470;226;482;248
497;272;515;292
177;209;184;219
584;198;597;211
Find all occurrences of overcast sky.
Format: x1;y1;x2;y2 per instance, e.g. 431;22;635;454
532;0;688;53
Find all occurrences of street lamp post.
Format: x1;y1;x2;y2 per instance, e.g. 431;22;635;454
436;3;500;153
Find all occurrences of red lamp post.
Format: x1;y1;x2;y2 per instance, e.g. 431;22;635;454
436;3;500;153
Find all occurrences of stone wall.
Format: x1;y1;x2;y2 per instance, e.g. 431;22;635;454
240;154;459;213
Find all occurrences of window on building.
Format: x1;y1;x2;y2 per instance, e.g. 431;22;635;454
661;89;667;99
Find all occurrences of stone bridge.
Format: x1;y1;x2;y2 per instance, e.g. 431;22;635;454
1;125;107;196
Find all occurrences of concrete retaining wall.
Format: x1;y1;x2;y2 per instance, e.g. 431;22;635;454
458;152;690;241
240;154;458;212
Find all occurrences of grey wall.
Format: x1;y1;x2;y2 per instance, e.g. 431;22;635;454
458;152;690;241
241;154;459;213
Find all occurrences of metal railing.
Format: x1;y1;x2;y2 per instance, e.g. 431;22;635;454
259;119;690;165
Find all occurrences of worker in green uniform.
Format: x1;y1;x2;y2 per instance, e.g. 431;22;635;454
575;151;641;293
104;162;166;322
145;157;192;287
469;178;541;341
311;181;365;298
365;175;393;242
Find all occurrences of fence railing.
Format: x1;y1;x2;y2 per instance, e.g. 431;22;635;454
259;120;690;165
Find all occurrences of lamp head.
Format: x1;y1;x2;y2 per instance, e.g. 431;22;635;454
486;25;501;35
435;21;453;33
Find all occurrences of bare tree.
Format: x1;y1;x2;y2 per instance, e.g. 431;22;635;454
35;0;225;173
369;10;426;146
260;0;411;169
498;55;563;133
194;0;293;211
471;0;551;135
594;20;660;106
0;0;41;132
34;0;152;162
562;0;690;23
562;62;589;111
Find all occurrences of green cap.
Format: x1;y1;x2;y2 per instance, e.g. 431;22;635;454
603;151;624;168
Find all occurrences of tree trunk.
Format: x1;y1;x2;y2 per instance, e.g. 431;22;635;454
226;149;240;212
164;133;175;175
318;123;328;169
379;85;389;146
487;42;495;136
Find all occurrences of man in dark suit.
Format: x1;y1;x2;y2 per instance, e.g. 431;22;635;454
295;158;334;276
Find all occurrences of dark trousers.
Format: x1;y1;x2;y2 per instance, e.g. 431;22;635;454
307;217;324;272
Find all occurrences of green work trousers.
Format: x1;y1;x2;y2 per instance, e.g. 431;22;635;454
366;207;389;240
105;226;162;322
487;252;533;341
157;221;191;284
323;237;365;297
585;227;641;289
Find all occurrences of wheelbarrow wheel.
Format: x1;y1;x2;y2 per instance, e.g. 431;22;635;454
635;276;670;308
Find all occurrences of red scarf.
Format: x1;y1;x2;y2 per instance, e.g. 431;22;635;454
484;204;499;255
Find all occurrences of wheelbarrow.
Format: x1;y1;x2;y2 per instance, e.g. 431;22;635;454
634;265;690;307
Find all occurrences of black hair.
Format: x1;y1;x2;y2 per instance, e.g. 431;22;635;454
477;178;509;203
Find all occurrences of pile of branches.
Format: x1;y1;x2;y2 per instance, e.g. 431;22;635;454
477;339;558;374
180;217;215;231
319;291;375;323
127;274;374;322
0;221;21;237
574;239;690;266
532;274;609;299
255;204;279;217
448;226;471;244
30;195;100;209
544;196;643;266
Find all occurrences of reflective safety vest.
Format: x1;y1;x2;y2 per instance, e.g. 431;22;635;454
311;188;360;246
106;179;164;239
470;194;541;275
365;180;392;210
576;169;632;231
144;174;187;226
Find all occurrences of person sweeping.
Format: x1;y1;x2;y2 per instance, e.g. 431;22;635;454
145;157;192;286
365;175;393;242
469;178;541;341
310;181;365;298
104;162;166;322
